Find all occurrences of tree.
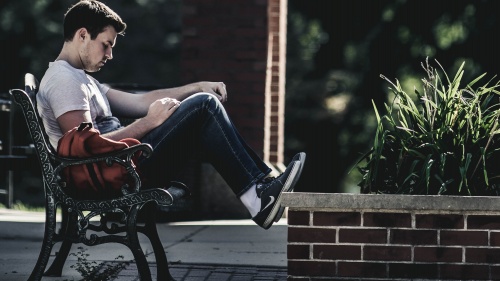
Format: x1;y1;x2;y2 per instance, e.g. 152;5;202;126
286;0;500;193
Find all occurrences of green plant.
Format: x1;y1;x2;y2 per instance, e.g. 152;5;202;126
358;58;500;195
69;247;130;281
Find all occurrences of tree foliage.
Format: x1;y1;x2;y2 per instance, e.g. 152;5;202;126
286;0;500;193
0;0;182;94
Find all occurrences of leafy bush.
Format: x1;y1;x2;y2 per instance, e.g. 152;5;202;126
358;58;500;196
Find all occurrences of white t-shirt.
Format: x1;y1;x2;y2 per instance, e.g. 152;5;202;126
37;60;116;149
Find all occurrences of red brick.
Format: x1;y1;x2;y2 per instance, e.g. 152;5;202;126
288;211;309;226
181;59;214;69
232;95;265;103
288;244;310;260
414;246;462;262
252;83;266;92
236;118;265;127
313;212;361;227
390;229;437;245
269;155;279;163
232;6;267;17
339;228;387;244
466;247;500;263
439;264;490;280
491;265;500;280
467;215;500;229
234;72;266;82
440;230;488;246
364;212;411;228
183;38;217;48
364;246;411;261
313;245;361;260
491;231;500;246
271;95;280;103
337;261;386;278
288;260;336;277
288;227;336;243
234;51;263;60
416;214;464;229
388;263;438;279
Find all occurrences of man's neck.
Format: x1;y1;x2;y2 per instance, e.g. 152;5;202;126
56;43;83;70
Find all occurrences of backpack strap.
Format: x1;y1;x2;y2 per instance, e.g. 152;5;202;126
77;122;93;131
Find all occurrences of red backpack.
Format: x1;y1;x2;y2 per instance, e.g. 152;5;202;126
57;122;141;199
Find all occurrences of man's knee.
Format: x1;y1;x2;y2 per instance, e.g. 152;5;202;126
188;92;221;109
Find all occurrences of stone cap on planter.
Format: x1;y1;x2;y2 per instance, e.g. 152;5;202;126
282;192;500;214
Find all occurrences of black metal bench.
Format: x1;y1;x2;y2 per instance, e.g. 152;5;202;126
10;73;189;281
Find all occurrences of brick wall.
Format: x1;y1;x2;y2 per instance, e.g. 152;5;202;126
181;0;287;165
180;0;287;218
283;193;500;280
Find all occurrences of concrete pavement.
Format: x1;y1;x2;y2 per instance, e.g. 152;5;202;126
0;209;288;280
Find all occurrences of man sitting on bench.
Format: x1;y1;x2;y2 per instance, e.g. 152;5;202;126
37;0;305;229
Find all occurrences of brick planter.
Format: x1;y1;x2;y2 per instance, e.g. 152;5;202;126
282;192;500;280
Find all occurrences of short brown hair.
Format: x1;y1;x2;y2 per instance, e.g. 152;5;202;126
63;0;127;41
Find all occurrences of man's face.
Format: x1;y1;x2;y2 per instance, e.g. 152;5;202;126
80;26;117;72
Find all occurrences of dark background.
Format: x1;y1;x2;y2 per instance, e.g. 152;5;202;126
1;0;500;207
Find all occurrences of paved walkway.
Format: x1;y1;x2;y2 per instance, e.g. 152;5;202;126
109;263;286;281
0;209;288;281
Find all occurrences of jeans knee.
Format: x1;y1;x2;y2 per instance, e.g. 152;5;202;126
190;92;221;110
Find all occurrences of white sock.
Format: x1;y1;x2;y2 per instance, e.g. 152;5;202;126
240;184;261;217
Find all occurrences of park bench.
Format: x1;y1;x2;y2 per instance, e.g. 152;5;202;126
9;73;189;281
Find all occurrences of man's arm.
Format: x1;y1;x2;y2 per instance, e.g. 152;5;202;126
106;81;228;118
57;81;226;141
57;110;93;135
57;97;181;141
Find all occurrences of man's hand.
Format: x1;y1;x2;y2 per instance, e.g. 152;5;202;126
143;97;181;128
197;82;228;103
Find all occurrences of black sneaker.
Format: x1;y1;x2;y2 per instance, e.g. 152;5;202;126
271;152;306;221
290;152;306;164
252;155;305;229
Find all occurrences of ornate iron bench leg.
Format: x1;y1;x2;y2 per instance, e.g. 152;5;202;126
28;199;58;281
44;239;73;276
142;203;175;281
128;204;153;281
44;207;75;276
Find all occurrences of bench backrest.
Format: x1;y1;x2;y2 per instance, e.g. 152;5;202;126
9;74;68;201
23;73;55;153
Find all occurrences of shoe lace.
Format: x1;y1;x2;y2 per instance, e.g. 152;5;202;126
256;176;279;197
261;177;275;184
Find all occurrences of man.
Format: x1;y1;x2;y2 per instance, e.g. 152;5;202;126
37;0;305;229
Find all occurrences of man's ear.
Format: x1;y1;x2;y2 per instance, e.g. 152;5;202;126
75;28;88;42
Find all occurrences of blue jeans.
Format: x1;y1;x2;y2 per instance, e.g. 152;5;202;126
138;93;271;196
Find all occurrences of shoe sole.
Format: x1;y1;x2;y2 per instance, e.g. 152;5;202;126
273;153;306;222
292;152;306;165
262;160;301;229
